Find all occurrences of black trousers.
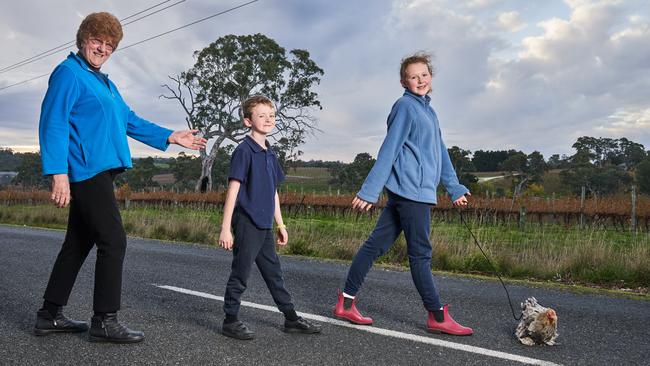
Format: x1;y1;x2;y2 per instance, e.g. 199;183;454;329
43;170;126;313
223;208;294;316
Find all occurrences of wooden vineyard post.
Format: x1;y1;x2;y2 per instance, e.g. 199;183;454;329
631;185;637;234
551;192;556;225
519;205;526;230
580;186;586;229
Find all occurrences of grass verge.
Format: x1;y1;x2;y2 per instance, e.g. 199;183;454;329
2;203;647;298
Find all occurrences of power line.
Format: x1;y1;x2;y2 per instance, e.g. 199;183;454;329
120;0;177;22
0;72;51;91
118;0;259;52
0;0;259;93
122;0;186;27
0;0;185;75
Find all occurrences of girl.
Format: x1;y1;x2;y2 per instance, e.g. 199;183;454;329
333;52;473;336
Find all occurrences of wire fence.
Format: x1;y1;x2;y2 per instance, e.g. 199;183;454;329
2;186;648;232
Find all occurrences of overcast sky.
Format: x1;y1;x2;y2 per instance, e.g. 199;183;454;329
1;0;649;162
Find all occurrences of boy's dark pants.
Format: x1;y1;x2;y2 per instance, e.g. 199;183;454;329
43;170;126;313
223;208;294;316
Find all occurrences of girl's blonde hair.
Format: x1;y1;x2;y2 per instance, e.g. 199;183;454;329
399;52;435;80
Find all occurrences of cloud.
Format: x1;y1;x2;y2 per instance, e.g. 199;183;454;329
497;11;526;32
465;0;504;10
596;108;650;143
1;0;649;165
385;0;650;156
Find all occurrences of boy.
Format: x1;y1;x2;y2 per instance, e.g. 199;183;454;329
219;95;321;340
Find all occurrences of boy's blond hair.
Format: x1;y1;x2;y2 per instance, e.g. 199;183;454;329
241;95;274;120
399;52;435;81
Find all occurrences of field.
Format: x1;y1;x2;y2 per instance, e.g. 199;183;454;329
1;191;648;292
283;167;337;193
2;166;648;293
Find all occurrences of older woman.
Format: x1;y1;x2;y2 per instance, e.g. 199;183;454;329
34;12;206;343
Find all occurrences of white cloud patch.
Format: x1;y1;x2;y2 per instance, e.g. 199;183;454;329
497;11;526;32
466;0;503;10
597;108;650;133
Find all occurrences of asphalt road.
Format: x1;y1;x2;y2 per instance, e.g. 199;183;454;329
1;224;648;365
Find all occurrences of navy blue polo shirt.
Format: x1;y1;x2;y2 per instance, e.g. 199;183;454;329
229;135;285;229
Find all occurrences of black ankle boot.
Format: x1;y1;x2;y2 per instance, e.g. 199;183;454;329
34;308;89;336
222;320;255;340
89;313;144;343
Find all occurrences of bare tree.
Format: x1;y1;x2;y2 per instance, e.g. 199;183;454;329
161;33;323;191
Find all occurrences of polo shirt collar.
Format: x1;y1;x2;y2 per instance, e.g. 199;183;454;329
244;135;271;153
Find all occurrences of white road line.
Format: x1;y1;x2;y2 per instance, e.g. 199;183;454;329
155;284;561;366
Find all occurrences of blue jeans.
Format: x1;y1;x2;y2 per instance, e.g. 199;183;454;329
344;191;442;311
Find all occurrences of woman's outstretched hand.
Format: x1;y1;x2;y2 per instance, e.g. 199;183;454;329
168;130;207;150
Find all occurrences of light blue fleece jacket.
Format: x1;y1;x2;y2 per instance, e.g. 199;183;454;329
357;89;469;205
39;52;173;183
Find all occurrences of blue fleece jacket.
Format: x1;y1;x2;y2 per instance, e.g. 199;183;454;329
357;89;469;205
39;52;173;183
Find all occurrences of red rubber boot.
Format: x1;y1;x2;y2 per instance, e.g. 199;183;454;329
333;290;373;325
426;304;473;336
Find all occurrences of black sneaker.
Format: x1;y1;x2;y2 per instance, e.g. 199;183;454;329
89;313;144;343
34;309;89;336
222;320;255;340
283;317;322;334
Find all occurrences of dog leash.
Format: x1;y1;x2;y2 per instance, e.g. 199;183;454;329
456;208;522;321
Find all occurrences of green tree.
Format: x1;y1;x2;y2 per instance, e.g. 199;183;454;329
210;145;234;190
546;154;570;169
527;151;547;183
122;157;159;191
170;152;201;191
635;156;650;195
13;152;50;189
617;138;646;169
590;167;632;194
447;146;477;187
560;164;632;196
471;150;510;172
0;147;22;171
273;134;305;172
162;33;323;191
561;136;639;195
571;136;645;169
330;153;376;192
499;150;529;197
572;136;613;167
499;150;528;173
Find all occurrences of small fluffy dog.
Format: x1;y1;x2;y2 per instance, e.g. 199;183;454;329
515;297;558;346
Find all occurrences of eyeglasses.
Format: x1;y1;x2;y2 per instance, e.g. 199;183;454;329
88;37;115;52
